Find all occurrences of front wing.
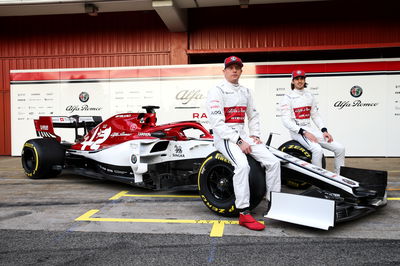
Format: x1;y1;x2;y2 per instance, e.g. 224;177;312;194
267;147;387;229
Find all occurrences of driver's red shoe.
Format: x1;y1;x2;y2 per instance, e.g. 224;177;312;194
239;213;265;231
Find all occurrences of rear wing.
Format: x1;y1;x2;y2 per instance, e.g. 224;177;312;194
34;115;103;142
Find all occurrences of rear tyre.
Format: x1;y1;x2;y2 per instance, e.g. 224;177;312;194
278;140;326;189
21;138;66;179
198;151;266;217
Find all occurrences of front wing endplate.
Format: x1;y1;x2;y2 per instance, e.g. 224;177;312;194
265;191;335;230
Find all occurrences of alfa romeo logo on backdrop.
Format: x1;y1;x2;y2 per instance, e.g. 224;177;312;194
334;85;378;110
350;86;363;98
79;92;90;102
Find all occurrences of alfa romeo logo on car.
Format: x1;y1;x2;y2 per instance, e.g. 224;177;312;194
79;92;89;102
350;86;363;98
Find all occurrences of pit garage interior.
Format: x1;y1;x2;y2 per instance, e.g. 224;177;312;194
1;0;400;156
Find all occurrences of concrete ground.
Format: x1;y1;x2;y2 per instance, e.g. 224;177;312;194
1;156;400;264
0;155;399;237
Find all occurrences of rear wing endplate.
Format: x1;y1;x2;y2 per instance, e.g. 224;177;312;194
34;115;103;142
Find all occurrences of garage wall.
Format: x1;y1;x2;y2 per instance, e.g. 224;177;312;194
0;11;187;155
1;60;13;155
188;2;400;54
1;1;400;155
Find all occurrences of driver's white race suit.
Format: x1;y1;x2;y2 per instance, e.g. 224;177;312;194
206;80;281;209
280;89;345;173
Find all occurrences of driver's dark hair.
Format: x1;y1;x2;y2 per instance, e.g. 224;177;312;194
291;81;308;90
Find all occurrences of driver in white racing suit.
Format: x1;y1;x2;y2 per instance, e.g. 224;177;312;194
206;56;281;231
280;70;345;174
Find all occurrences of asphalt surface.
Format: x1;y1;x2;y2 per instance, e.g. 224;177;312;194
2;230;400;265
1;156;400;265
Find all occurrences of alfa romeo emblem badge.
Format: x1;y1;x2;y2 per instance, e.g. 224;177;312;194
350;86;363;98
79;92;89;102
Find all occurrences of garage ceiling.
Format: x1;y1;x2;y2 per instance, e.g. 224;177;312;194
0;0;325;31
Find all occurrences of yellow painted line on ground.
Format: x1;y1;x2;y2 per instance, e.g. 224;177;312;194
388;198;400;200
108;190;199;200
109;188;400;201
75;209;251;237
108;191;130;200
123;194;200;198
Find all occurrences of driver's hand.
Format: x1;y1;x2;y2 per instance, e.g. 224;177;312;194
304;131;318;143
250;135;262;144
238;140;252;154
323;132;333;143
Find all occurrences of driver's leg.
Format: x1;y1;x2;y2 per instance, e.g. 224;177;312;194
250;144;281;201
291;133;324;168
215;140;265;231
215;140;250;210
320;141;345;174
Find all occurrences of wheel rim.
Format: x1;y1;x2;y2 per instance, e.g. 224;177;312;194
22;148;36;171
207;164;234;201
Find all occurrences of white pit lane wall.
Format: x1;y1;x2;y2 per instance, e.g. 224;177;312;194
10;59;400;156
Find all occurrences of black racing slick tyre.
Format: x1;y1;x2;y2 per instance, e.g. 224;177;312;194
198;151;266;217
21;138;66;179
278;140;326;189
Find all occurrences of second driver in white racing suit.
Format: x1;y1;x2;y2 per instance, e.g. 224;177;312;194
206;56;281;231
280;70;345;174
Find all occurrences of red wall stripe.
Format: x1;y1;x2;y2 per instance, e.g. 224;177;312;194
10;61;400;81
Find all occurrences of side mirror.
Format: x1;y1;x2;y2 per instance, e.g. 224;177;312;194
151;131;167;138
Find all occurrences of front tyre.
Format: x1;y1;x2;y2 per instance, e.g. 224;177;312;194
198;151;266;217
21;138;66;179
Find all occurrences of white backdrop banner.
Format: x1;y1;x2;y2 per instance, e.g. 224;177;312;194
10;59;400;156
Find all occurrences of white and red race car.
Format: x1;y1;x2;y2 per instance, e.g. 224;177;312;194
21;106;387;230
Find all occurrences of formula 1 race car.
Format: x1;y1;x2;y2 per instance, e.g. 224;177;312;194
22;106;215;191
21;106;387;230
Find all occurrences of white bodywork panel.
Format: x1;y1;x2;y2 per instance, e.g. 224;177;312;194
68;138;215;182
270;147;358;195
